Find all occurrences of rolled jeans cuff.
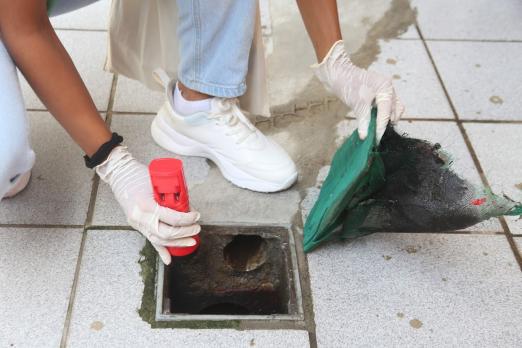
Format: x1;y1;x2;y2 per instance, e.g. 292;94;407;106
178;75;247;98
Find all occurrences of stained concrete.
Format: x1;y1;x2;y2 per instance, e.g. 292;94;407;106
266;0;416;112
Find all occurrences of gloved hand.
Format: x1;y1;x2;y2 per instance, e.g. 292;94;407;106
311;40;405;143
95;146;200;265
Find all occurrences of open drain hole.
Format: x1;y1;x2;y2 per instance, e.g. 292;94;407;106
223;234;267;272
160;225;299;317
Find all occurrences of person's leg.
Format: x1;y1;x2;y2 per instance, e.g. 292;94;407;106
0;39;35;199
175;0;257;100
296;0;342;62
151;0;297;192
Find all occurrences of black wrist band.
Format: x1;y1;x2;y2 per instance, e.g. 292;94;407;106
84;132;124;169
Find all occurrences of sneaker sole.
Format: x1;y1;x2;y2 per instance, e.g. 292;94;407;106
151;113;297;193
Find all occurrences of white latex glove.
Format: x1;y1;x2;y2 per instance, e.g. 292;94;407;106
95;146;200;265
311;40;405;143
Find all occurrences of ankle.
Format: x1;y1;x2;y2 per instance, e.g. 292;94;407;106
177;81;211;101
173;83;212;116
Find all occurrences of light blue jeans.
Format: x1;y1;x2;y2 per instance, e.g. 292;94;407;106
0;0;255;197
176;0;257;97
49;0;258;97
48;0;258;98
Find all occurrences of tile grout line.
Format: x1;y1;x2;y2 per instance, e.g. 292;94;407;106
83;225;507;235
0;224;83;229
112;110;157;116
392;37;522;43
424;37;522;44
54;27;107;33
415;23;522;272
94;111;522;124
59;74;119;348
26;107;108;113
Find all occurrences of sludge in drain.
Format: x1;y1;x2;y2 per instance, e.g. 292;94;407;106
157;225;301;318
223;234;267;272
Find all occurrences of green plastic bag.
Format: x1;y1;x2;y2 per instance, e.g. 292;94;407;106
304;108;522;252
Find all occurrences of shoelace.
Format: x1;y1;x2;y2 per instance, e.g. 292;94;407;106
208;98;256;144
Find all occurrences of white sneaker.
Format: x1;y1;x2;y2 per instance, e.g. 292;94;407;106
150;72;297;192
3;171;31;199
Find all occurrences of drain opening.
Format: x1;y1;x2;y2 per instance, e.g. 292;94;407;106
223;234;267;272
160;226;299;317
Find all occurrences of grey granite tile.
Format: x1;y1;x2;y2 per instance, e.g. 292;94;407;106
428;41;522;121
50;0;110;31
67;230;310;347
307;233;522;347
20;30;112;112
413;0;522;40
0;112;94;224
0;227;82;348
112;76;165;114
92;114;300;226
369;40;453;119
464;123;522;235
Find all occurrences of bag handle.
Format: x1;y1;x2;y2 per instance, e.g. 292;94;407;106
152;68;171;88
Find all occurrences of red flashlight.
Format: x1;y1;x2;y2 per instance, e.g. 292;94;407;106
149;158;200;256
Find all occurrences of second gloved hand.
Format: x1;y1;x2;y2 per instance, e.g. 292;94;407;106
312;40;405;143
95;146;200;265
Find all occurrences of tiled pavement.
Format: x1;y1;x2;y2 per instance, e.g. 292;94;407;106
1;0;521;347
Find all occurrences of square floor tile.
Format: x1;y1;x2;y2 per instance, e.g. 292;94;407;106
428;41;522;121
0;112;94;224
20;30;113;112
308;233;522;347
0;227;82;348
413;0;522;40
92;114;300;226
67;230;310;347
370;40;453;118
395;120;503;232
464;123;522;234
50;0;110;31
112;76;164;114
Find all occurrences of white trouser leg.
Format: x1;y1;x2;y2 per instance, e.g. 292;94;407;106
0;39;35;200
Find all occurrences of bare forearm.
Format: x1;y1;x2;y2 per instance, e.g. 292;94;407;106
296;0;342;61
0;0;111;156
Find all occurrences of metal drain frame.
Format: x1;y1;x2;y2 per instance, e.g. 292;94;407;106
155;224;304;322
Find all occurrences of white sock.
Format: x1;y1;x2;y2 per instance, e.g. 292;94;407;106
173;83;211;116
